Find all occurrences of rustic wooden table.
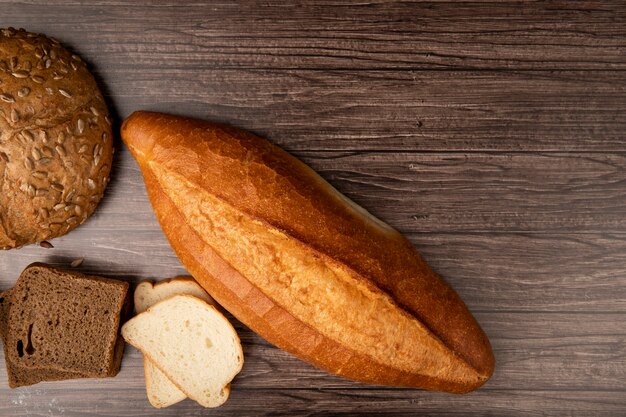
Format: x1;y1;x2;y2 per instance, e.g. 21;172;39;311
1;1;625;416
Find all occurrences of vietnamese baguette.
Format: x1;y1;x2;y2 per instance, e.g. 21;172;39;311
121;111;495;393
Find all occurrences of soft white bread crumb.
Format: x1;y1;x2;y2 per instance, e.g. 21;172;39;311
122;294;243;408
135;277;215;314
134;278;216;408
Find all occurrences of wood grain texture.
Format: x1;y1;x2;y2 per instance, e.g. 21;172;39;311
2;386;626;417
3;1;625;151
101;69;626;152
0;0;625;416
1;0;625;71
302;151;626;233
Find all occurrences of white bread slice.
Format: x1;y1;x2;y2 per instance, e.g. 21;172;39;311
122;294;243;408
135;277;215;314
134;278;215;408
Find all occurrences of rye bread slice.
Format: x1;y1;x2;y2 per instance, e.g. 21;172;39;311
0;289;85;387
6;263;129;377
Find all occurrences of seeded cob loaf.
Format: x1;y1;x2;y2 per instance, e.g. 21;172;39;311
0;27;113;249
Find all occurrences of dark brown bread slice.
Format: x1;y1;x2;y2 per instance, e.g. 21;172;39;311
1;287;126;388
6;263;129;377
0;289;85;387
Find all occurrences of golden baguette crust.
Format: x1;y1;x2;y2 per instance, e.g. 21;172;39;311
121;111;495;393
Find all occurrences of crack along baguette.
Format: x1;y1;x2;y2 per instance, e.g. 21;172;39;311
121;111;495;393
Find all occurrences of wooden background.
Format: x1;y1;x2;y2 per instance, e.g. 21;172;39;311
1;1;625;416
